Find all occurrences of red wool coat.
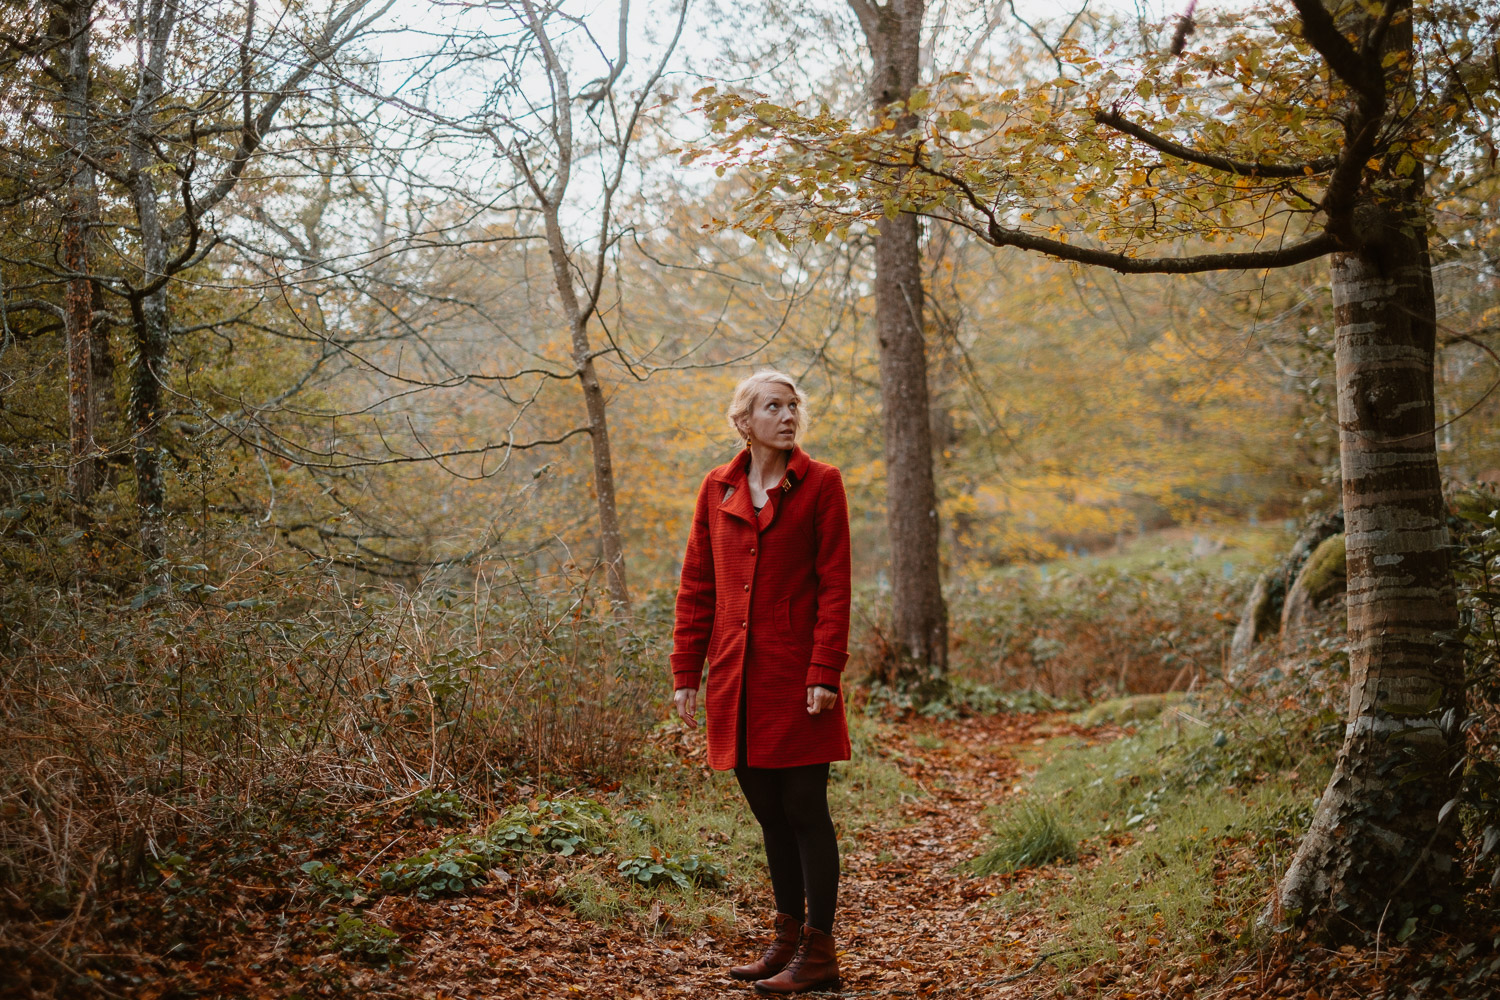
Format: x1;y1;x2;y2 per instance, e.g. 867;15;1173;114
670;446;852;770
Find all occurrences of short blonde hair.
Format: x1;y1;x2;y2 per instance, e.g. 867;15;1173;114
726;370;808;446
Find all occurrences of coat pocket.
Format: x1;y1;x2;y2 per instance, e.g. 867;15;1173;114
706;601;727;663
773;596;792;634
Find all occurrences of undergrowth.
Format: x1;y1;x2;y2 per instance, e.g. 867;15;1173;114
975;699;1336;966
0;568;668;987
935;529;1278;698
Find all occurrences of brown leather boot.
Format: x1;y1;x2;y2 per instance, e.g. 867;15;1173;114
753;924;840;994
729;912;802;981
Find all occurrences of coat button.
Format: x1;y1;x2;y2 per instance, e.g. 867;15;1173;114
749;547;756;555
743;584;749;592
741;621;747;628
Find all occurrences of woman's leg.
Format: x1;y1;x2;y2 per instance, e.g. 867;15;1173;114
734;765;806;921
778;763;838;934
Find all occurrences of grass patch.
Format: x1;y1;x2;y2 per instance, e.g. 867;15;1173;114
542;711;921;932
973;700;1334;964
971;803;1076;875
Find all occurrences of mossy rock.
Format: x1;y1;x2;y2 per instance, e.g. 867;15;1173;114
1281;533;1346;632
1077;691;1187;726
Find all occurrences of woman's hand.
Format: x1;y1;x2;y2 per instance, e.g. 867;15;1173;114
674;686;698;727
806;685;838;715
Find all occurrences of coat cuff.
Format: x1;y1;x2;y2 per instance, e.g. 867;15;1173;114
805;664;843;689
810;643;848;671
670;655;703;690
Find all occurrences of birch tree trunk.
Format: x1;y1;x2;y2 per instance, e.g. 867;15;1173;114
852;0;948;690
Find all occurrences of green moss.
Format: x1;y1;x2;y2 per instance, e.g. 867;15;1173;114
1297;533;1346;606
1076;692;1186;726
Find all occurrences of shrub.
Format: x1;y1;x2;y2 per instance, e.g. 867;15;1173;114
300;860;359;902
483;798;611;857
376;839;499;899
407;788;471;827
317;912;403;965
376;797;612;899
0;572;663;938
931;542;1265;699
617;849;727;891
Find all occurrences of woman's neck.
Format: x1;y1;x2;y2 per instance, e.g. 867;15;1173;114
747;441;790;489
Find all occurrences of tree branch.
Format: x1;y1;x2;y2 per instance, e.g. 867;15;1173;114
983;218;1339;274
164;0;391;240
1290;0;1380;101
1094;108;1335;178
846;0;881;45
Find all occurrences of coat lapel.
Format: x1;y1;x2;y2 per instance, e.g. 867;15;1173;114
714;453;758;526
713;446;813;531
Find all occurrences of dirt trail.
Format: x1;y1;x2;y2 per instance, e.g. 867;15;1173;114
330;713;1088;1000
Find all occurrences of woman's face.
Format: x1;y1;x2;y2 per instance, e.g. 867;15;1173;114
741;384;799;451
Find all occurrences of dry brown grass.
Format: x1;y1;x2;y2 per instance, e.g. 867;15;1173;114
0;569;666;978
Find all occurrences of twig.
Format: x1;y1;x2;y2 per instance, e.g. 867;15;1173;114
989;948;1076;983
355;833;407;880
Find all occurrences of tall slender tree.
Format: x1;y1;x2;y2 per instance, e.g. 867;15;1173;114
51;0;98;514
503;0;690;613
849;0;949;690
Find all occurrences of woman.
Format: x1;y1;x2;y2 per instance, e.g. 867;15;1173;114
670;370;851;995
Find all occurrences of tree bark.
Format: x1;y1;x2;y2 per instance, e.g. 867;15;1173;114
1270;177;1463;932
567;313;630;611
125;0;177;583
852;0;948;690
56;0;98;513
1265;0;1464;932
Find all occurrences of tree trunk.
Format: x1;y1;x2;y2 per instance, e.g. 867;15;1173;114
125;0;177;585
57;0;98;513
127;283;169;579
573;325;631;612
522;1;632;615
533;179;632;613
1270;184;1463;932
854;0;948;690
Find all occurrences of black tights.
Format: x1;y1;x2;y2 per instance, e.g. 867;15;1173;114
734;763;839;934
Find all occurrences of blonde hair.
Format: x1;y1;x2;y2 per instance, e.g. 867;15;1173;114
726;370;808;446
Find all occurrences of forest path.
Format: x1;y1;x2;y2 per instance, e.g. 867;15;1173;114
371;712;1098;1000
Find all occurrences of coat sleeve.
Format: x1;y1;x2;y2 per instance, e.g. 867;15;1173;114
807;467;852;689
670;474;717;690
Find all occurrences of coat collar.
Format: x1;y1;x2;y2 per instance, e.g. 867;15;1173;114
709;445;811;486
711;446;811;529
